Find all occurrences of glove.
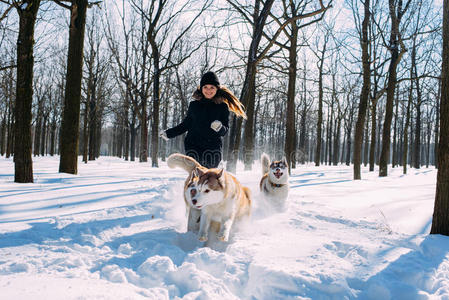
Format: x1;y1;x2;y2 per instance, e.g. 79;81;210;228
210;120;222;132
159;131;169;141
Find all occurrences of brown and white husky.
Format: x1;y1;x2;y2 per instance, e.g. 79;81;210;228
167;153;251;242
259;153;289;211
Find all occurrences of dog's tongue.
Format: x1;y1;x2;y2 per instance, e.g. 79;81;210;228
274;171;282;179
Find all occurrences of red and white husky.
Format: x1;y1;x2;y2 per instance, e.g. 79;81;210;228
167;153;251;242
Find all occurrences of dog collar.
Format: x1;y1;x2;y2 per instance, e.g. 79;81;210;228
270;182;285;188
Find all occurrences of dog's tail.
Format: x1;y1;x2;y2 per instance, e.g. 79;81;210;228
243;187;251;202
167;153;202;173
242;186;252;215
261;153;270;175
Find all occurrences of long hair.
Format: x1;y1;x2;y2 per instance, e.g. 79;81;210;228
193;86;247;119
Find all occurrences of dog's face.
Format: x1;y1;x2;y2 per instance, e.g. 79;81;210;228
187;168;225;209
185;172;200;208
269;157;288;181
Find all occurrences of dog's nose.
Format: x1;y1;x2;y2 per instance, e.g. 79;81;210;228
190;189;197;197
192;199;197;205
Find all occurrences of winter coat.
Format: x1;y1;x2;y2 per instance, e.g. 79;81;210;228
165;90;229;167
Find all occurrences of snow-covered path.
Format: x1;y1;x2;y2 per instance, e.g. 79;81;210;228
0;156;447;299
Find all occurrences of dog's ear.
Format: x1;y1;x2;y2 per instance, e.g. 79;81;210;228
194;167;204;177
281;156;288;165
216;168;224;178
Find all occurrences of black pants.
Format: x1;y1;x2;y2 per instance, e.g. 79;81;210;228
185;148;222;169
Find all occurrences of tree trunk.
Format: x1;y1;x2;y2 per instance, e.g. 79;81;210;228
59;0;88;174
150;56;161;167
82;100;88;162
14;0;41;183
124;87;130;161
435;79;441;168
227;63;256;173
130;122;137;162
426;118;431;168
379;0;405;177
346;123;352;166
0;117;6;155
402;74;414;173
430;0;449;235
6;114;14;159
315;45;326;167
34;106;42;156
40;115;47;156
95;117;101;158
227;0;275;173
50;118;56;156
369;99;377;171
284;24;298;174
160;93;169;161
363;107;369;166
242;64;257;171
327;106;333;165
88;94;96;161
299;102;307;164
413;68;422;169
392;88;399;167
353;0;370;180
333;116;341;166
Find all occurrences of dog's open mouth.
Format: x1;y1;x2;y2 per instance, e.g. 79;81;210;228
274;170;283;179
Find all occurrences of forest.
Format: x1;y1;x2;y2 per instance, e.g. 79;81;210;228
0;0;444;181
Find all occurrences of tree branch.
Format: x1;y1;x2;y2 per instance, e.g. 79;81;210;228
256;0;332;64
0;2;14;23
0;64;17;71
53;0;71;10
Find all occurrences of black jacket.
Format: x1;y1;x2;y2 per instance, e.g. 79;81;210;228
166;98;229;151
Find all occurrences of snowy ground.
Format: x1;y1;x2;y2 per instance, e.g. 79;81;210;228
0;156;448;300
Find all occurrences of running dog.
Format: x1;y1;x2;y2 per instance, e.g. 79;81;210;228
259;153;289;210
167;153;251;242
167;153;205;233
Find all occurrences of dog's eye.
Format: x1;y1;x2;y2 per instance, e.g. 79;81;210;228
204;189;210;193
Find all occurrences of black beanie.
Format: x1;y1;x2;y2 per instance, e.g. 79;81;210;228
200;71;220;88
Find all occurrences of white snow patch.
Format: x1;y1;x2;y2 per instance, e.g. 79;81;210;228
0;156;447;299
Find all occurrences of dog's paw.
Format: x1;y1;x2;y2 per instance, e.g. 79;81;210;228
199;235;208;242
217;234;228;242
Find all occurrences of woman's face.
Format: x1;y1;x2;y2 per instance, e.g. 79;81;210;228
202;84;218;99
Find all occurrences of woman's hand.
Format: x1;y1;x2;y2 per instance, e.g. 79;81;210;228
160;131;169;141
210;120;222;132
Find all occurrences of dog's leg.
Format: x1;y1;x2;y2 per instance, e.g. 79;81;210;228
187;208;201;233
198;212;210;241
217;216;235;242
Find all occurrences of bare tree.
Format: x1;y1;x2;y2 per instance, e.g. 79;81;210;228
275;0;330;173
226;0;331;171
13;0;41;183
351;0;371;180
430;0;449;235
104;0;138;161
130;0;212;166
57;0;89;174
378;0;411;177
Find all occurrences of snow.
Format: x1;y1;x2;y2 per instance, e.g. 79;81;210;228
0;156;448;300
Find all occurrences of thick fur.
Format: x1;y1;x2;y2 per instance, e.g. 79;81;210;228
194;167;251;242
167;153;207;233
259;153;289;210
167;153;251;242
167;153;203;173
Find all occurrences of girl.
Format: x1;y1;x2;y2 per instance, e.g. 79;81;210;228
161;71;246;168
